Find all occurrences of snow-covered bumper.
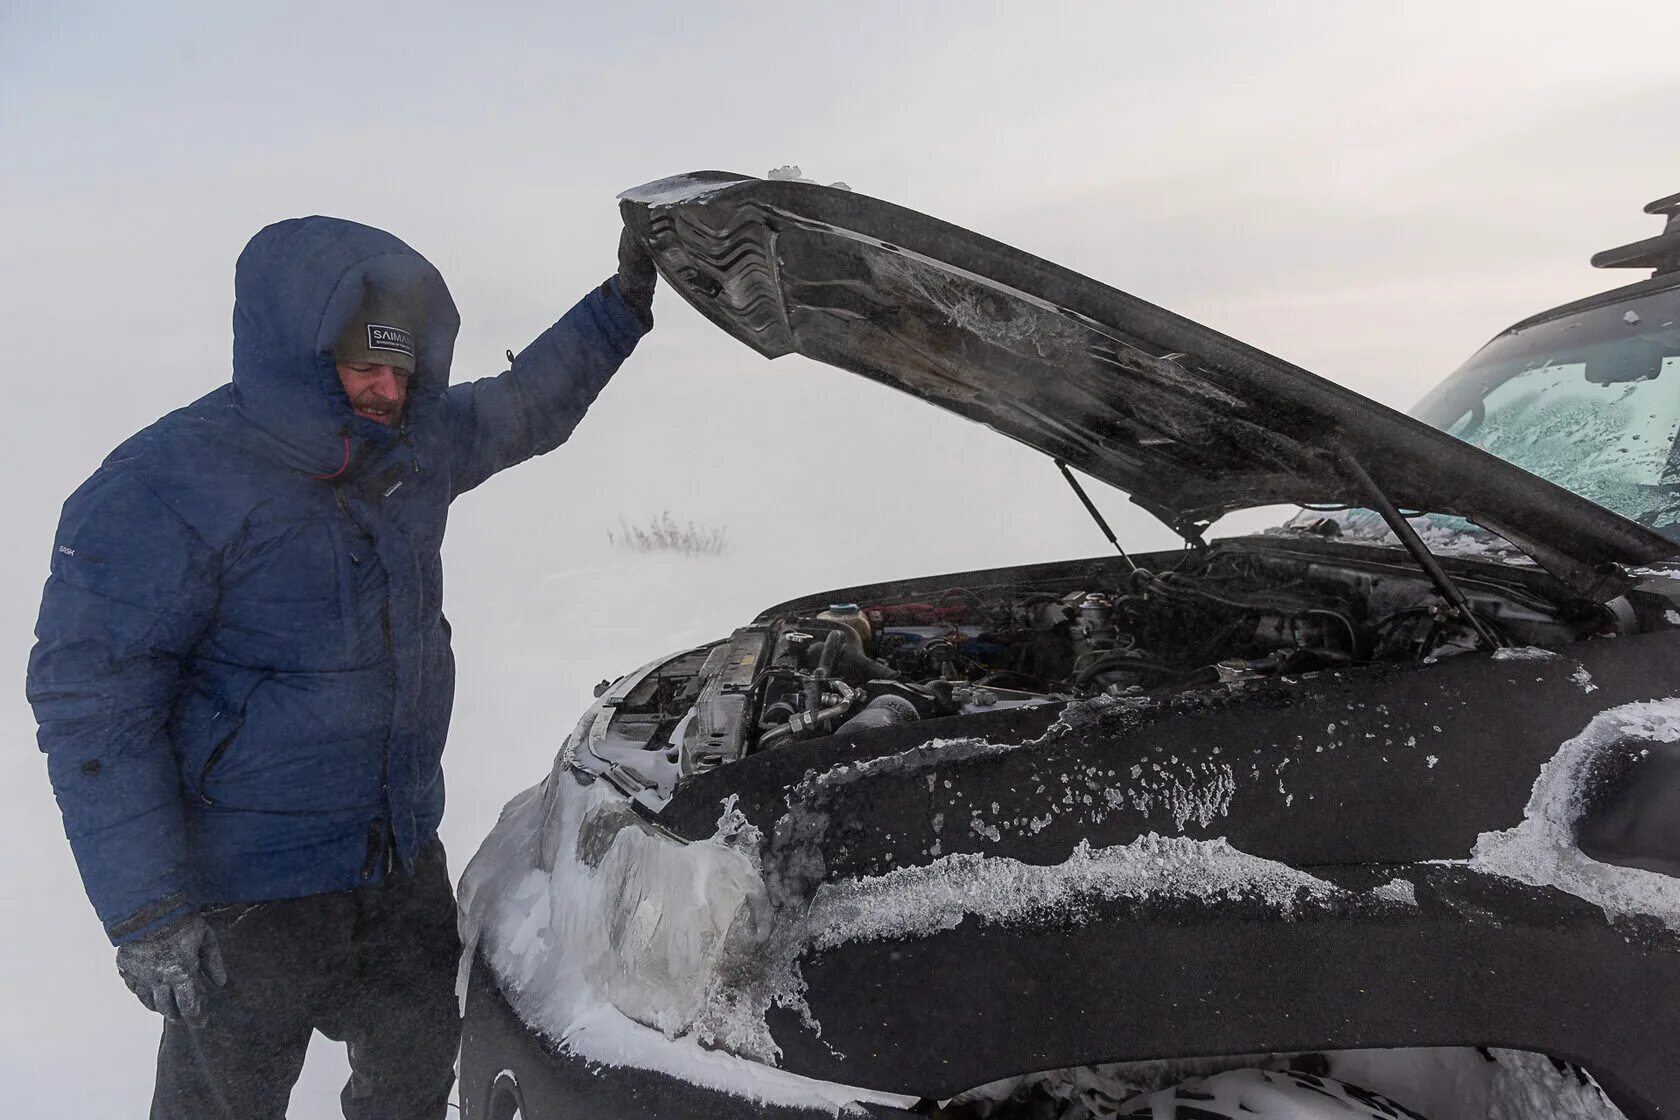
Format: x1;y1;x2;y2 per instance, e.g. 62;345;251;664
460;632;1680;1120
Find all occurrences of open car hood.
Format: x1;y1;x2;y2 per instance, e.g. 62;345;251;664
620;172;1679;593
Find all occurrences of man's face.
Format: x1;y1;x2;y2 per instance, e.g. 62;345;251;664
335;362;410;425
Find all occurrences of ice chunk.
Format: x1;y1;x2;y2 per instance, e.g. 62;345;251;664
767;165;852;190
1492;645;1557;661
1372;878;1418;906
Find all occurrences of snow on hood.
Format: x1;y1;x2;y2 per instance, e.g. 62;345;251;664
1470;696;1680;931
616;172;743;210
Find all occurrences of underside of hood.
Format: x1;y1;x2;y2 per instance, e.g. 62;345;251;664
620;172;1679;593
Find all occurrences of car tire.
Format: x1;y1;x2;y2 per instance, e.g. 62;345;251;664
1117;1067;1431;1119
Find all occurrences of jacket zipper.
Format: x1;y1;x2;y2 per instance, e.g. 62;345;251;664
341;479;398;883
362;595;395;881
338;483;382;880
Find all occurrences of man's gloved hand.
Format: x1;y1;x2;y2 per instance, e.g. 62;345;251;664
115;913;228;1027
615;226;657;329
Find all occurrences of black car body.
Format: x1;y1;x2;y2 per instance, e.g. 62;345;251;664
458;178;1680;1120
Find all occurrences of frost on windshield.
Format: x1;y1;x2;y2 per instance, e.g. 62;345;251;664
1445;357;1680;526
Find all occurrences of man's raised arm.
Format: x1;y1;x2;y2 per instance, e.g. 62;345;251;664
441;229;657;498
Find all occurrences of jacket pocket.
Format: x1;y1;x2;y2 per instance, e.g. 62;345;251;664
197;719;247;804
173;670;267;803
195;669;387;813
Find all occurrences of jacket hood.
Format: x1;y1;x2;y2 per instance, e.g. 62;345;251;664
231;216;461;476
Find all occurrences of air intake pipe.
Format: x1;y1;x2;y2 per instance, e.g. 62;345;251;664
835;693;921;738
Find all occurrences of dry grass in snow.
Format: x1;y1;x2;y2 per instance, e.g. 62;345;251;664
608;511;728;556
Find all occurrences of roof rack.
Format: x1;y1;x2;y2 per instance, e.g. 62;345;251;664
1591;191;1680;276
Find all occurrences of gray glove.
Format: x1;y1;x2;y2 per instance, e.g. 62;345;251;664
115;913;228;1027
615;226;657;328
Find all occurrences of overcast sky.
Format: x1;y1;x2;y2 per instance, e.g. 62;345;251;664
8;2;1679;535
6;1;1678;594
4;1;1679;1111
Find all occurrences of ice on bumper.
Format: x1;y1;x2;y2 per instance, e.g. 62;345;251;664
457;770;915;1114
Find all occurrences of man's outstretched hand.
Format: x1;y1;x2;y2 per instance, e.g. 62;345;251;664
116;913;228;1028
616;226;657;328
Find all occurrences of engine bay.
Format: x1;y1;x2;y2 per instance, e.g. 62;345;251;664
729;544;1609;758
579;539;1655;795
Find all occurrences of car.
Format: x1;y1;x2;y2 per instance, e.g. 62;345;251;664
457;176;1680;1120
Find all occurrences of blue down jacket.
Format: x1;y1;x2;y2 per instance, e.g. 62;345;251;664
28;217;647;943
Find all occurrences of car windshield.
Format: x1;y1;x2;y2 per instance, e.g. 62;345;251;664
1410;284;1680;539
1285;284;1680;547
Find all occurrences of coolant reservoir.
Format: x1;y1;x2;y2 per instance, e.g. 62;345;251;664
816;603;872;648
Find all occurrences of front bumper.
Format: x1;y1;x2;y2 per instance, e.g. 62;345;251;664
459;952;922;1120
469;630;1680;1119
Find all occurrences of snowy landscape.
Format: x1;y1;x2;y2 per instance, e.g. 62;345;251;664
6;3;1680;1117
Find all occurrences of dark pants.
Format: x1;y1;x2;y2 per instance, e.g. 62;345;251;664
151;840;462;1120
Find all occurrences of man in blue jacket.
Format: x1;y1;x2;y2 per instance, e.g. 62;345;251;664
27;215;656;1118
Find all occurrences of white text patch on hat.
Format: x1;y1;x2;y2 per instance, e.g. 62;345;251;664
366;324;415;358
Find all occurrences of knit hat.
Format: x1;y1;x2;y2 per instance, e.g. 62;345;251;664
331;282;422;372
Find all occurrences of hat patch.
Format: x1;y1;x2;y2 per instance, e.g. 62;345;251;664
366;323;414;358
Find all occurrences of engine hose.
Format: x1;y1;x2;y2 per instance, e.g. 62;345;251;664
835;693;920;737
757;681;859;751
816;629;844;676
1150;578;1315;616
802;630;844;713
1073;654;1182;688
1306;608;1365;657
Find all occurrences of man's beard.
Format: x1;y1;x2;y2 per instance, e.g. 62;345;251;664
351;394;401;424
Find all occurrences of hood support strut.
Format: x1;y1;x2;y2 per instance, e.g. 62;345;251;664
1336;448;1503;651
1056;460;1139;572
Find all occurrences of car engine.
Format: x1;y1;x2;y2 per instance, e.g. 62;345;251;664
610;540;1634;779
